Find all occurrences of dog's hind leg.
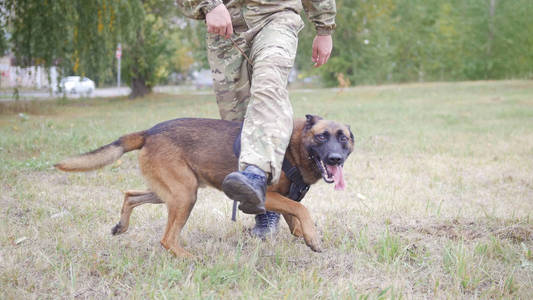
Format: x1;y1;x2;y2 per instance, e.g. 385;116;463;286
138;144;199;258
111;190;163;235
265;192;321;252
282;214;303;237
159;184;198;258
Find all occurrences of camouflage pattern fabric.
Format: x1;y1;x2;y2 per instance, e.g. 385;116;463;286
239;11;304;183
207;24;251;121
177;0;336;183
177;0;336;35
207;10;303;183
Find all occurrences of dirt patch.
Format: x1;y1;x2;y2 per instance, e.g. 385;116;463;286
392;219;533;242
494;225;533;243
416;221;485;240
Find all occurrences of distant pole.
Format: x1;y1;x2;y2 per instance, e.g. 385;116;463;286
116;43;122;88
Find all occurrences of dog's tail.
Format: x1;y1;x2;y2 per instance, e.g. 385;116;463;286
54;131;145;172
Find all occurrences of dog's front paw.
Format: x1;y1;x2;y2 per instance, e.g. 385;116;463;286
111;223;126;235
304;235;322;252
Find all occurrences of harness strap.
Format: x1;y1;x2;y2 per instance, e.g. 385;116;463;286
282;159;311;202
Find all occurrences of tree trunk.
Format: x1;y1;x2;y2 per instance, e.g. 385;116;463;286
485;0;497;78
487;1;496;59
129;76;151;99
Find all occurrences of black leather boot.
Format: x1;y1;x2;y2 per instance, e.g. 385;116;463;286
251;211;280;239
222;165;267;215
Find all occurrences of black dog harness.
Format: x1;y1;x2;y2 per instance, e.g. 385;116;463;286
231;131;310;220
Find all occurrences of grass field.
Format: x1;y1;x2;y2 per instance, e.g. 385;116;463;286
1;81;532;299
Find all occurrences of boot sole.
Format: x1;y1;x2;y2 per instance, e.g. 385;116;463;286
222;173;266;215
251;226;279;239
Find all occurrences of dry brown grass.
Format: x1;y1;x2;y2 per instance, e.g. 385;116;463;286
1;81;532;298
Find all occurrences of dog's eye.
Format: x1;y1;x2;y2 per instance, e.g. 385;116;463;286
339;135;348;143
315;134;327;142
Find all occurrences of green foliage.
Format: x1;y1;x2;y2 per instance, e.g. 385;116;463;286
443;242;485;292
0;17;7;56
374;228;405;264
122;0;177;97
3;0;135;85
2;0;183;97
297;0;533;86
2;0;532;91
4;0;70;67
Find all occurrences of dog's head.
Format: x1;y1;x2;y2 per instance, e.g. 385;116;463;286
302;114;354;190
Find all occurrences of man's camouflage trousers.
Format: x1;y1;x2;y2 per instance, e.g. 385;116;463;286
207;10;304;183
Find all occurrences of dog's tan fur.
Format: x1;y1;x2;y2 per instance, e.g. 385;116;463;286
56;117;354;257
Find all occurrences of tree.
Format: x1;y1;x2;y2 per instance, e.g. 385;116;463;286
0;13;7;56
295;0;533;86
2;0;179;98
2;0;531;93
122;0;178;98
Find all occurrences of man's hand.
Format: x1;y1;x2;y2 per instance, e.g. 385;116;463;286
206;4;233;39
312;35;333;67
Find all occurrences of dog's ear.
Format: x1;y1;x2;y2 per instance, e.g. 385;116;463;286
305;114;323;130
346;124;354;141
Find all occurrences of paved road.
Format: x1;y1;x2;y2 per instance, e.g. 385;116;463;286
0;87;132;102
0;86;313;102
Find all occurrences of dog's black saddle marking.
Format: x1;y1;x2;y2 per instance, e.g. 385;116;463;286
233;128;310;202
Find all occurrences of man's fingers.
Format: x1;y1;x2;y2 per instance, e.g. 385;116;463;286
225;22;233;39
208;24;231;38
317;57;325;67
320;51;330;65
312;34;333;67
205;4;233;38
313;51;328;67
318;51;325;66
208;24;221;35
218;25;226;37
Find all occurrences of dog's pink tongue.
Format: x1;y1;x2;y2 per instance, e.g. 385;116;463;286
326;165;345;191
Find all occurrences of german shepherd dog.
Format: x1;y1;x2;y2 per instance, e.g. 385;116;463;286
55;115;354;257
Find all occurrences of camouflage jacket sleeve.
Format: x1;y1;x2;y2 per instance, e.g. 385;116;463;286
302;0;337;35
176;0;222;19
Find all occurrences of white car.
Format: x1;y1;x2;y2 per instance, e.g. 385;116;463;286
54;76;95;96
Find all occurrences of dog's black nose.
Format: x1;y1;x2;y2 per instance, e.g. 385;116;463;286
326;153;343;165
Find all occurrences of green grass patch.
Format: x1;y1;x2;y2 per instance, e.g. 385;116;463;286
1;81;532;298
